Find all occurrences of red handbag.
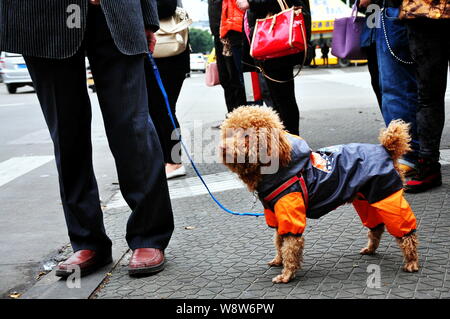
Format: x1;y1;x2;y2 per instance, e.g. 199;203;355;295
250;0;306;61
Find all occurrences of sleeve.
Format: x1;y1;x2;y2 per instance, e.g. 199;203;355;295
273;192;307;236
141;0;160;32
264;208;278;228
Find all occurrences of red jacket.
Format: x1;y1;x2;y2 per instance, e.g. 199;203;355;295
220;0;244;38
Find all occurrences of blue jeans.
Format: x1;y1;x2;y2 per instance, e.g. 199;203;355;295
375;7;419;165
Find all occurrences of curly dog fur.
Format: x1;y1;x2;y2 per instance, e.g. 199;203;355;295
220;106;292;192
220;106;419;283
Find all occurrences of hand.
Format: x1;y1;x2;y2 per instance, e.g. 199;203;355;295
145;30;157;54
358;0;371;8
89;0;101;5
236;0;250;11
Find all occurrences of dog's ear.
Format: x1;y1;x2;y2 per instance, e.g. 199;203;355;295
259;128;291;168
278;132;292;167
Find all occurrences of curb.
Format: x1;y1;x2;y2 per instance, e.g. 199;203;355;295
21;246;129;299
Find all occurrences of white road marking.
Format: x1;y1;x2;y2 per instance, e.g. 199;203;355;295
106;148;450;210
304;71;373;89
440;149;450;165
106;171;245;209
0;156;54;187
9;128;107;145
0;103;24;108
8;129;51;145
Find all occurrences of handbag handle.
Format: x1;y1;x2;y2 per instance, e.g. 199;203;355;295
157;8;193;34
351;2;359;22
158;18;192;34
244;20;308;84
277;0;289;11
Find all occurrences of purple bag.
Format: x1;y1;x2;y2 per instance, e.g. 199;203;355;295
331;4;367;60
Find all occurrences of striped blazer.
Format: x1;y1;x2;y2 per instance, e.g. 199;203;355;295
0;0;159;59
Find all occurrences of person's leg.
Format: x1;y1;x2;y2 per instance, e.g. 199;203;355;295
366;43;383;109
263;66;300;135
24;51;112;255
86;6;174;251
404;19;449;193
258;72;274;107
406;20;449;161
230;42;245;87
145;58;184;165
375;8;420;167
214;37;246;112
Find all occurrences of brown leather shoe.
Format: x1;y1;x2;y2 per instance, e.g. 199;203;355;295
128;248;165;276
55;250;112;278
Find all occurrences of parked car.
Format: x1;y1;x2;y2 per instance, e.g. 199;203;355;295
0;52;33;93
190;53;206;73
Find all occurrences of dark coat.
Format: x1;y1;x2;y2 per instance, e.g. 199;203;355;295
208;0;223;37
0;0;159;59
258;135;404;219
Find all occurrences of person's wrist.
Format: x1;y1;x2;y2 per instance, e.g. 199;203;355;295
145;29;157;53
236;0;250;11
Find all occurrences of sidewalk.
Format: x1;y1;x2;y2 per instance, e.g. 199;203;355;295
95;105;450;299
17;70;450;299
90;170;450;299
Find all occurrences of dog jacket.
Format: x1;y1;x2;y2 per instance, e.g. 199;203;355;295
257;134;416;238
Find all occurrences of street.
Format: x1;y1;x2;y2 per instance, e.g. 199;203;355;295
1;65;450;298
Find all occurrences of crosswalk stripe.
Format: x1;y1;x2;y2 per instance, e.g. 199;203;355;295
0;156;54;187
8;129;51;145
304;72;373;89
106;172;245;209
0;103;25;108
106;149;450;210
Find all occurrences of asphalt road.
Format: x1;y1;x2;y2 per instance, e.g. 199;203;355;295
0;65;449;298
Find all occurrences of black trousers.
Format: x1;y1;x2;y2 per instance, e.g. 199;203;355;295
406;19;450;161
214;36;247;113
24;6;174;253
145;58;185;164
263;65;300;136
366;43;383;110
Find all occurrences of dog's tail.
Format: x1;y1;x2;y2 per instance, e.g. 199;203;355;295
379;120;412;161
379;120;412;179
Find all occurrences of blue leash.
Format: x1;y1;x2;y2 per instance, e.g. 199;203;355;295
147;54;263;217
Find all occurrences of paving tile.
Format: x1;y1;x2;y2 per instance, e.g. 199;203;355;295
92;154;450;300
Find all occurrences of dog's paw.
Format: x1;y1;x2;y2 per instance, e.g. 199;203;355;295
272;274;293;284
268;258;282;267
403;261;419;272
360;247;376;255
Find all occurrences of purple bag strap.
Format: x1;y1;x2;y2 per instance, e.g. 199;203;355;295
351;2;358;22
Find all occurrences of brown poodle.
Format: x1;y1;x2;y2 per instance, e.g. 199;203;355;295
220;106;419;283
